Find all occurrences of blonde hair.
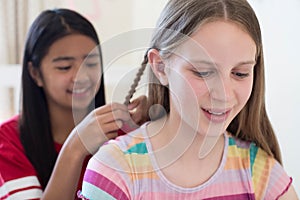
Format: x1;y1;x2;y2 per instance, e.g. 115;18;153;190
125;0;282;164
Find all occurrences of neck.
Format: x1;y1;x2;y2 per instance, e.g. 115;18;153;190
147;114;225;187
148;113;225;167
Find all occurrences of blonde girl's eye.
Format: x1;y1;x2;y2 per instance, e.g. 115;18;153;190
232;71;250;79
193;70;215;78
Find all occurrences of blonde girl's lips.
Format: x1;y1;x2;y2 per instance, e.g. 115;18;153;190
202;108;231;123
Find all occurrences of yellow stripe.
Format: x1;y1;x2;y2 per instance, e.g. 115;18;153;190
227;145;250;158
252;148;275;199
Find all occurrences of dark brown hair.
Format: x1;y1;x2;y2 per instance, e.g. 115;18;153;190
20;8;105;188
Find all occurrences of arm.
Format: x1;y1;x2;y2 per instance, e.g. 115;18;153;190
279;185;299;200
42;98;148;200
41;129;89;200
42;103;128;199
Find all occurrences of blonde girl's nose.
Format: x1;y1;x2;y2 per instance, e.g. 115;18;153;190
208;76;234;103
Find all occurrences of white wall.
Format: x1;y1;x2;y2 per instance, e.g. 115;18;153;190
249;0;300;194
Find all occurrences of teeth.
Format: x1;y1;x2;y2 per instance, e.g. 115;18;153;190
207;110;225;116
72;88;87;94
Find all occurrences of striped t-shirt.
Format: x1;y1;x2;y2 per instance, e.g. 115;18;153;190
80;124;292;200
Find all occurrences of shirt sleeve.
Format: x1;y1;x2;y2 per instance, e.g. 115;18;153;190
251;147;292;200
263;161;292;199
79;143;131;200
0;118;43;199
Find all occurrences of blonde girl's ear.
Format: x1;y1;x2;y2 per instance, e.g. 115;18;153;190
28;62;43;87
147;49;168;86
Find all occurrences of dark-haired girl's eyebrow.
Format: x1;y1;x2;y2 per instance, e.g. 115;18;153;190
52;53;100;63
83;53;100;59
52;56;75;62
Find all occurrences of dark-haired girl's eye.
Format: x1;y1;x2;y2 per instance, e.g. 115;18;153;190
57;66;71;71
85;62;99;68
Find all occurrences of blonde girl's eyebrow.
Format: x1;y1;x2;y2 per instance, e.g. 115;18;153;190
234;60;256;67
189;60;256;68
187;60;218;69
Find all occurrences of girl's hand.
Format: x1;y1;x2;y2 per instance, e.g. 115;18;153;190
117;95;149;135
128;95;148;125
66;95;149;156
69;103;132;155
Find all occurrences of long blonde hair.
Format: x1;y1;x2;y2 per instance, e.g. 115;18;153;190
125;0;282;164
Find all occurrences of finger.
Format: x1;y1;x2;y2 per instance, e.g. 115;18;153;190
97;119;123;135
127;95;147;110
94;102;128;115
130;106;149;125
130;110;142;125
127;99;139;110
96;109;132;125
106;132;118;140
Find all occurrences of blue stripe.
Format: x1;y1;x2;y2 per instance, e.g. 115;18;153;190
125;142;148;154
82;182;116;200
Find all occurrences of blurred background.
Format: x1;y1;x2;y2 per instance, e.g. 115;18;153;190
0;0;299;194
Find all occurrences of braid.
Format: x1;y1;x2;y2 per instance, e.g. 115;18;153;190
124;52;149;105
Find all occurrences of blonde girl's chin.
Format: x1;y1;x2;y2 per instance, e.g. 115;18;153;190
195;123;228;138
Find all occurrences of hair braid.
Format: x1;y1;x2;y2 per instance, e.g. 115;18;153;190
124;52;149;105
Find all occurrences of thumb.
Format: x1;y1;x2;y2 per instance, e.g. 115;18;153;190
127;99;139;110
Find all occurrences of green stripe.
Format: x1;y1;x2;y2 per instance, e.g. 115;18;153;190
249;143;258;175
125;143;148;154
229;137;236;146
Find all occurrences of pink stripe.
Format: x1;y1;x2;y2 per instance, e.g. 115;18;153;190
139;192;255;199
204;193;255;200
199;181;253;197
84;169;129;200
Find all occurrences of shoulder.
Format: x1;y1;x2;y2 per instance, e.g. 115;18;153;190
0;115;38;184
86;125;150;178
0;115;23;156
0;117;42;199
99;125;148;156
0;115;24;157
80;129;147;200
226;133;259;165
227;134;292;199
227;134;284;174
0;115;21;150
0;115;19;137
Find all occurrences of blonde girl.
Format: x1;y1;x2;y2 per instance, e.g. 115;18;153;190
80;0;298;199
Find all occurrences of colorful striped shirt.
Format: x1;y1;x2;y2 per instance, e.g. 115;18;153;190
80;123;292;200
